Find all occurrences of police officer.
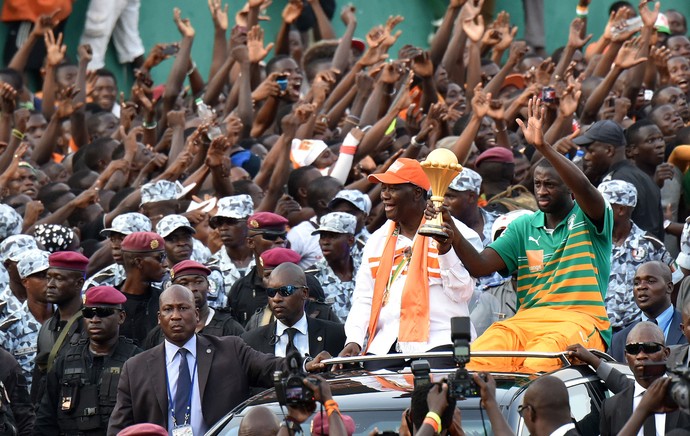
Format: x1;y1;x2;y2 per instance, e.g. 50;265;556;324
33;286;142;435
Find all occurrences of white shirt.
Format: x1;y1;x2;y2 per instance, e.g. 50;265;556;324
633;380;666;436
165;336;206;436
550;423;576;436
345;218;482;355
274;313;309;357
287;219;322;268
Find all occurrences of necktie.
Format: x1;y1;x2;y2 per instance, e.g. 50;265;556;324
650;318;658;325
174;348;191;426
285;327;299;357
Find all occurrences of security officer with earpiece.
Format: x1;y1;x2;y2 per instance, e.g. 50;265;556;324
33;286;142;435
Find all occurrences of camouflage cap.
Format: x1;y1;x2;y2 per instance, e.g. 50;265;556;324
597;180;637;207
0;204;22;240
34;224;75;253
448;168;483;195
140;180;183;205
100;213;152;238
212;195;254;222
17;248;50;279
311;212;357;235
0;235;38;263
328;190;372;215
156;214;196;238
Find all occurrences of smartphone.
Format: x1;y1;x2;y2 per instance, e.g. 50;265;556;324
276;74;289;92
541;87;557;104
161;44;179;56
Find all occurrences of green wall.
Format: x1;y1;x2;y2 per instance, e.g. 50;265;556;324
1;0;688;92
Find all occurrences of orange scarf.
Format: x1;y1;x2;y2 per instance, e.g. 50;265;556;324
365;221;430;352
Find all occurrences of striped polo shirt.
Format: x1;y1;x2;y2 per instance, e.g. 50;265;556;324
489;203;613;345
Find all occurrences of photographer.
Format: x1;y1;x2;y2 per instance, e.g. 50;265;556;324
617;377;690;436
277;374;349;436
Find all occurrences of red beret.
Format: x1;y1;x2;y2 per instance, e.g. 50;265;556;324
171;260;211;280
311;411;355;436
260;247;301;269
247;212;288;232
84;285;127;306
117;423;169;436
121;231;165;252
48;251;89;272
474;146;515;167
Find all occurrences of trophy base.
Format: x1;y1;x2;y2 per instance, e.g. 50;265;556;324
418;224;448;238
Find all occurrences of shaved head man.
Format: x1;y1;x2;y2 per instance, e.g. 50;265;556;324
238;406;280;436
520;376;577;436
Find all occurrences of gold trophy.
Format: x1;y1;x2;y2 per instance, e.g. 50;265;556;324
418;148;463;238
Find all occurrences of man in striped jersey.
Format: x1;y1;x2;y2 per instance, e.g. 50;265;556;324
442;97;613;373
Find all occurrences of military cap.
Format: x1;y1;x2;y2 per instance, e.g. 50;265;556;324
0;235;38;263
0;204;22;240
311;212;357;236
140;180;185;205
49;251;89;272
171;260;211;280
247;212;288;233
117;423;169;436
34;224;74;253
448;168;483;194
121;232;165;253
474;147;514;166
17;249;50;279
597;180;637;207
210;195;254;228
328;189;372;215
156;215;196;238
85;285;127;306
260;247;301;269
100;213;152;238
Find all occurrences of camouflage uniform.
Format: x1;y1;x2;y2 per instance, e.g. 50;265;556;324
83;263;126;290
0;235;38;322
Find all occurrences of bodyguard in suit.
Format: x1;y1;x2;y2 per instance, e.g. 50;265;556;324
600;322;690;435
242;262;345;357
668;300;690;369
108;285;330;436
610;261;687;362
520;376;582;436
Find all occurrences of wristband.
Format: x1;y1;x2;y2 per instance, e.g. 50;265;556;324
11;129;24;140
324;399;340;417
411;135;426;147
426;411;442;429
576;5;588;17
423;417;440;434
341;132;360;155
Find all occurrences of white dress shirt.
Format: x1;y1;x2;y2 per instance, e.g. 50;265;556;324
165;335;206;435
345;218;482;355
274;313;310;357
286;219;322;268
633;380;666;436
549;422;576;436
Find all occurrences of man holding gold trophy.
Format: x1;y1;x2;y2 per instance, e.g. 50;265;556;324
339;153;483;359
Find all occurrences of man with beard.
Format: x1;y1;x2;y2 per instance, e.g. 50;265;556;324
34;286;141;435
33;251;90;403
445;98;613;373
143;260;244;348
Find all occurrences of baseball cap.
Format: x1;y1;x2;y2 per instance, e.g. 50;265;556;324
100;213;152;238
156;215;196;238
328;190;372;215
572;120;626;147
597;180;637;207
0;204;22;240
210;195;254;228
311;212;357;235
367;158;431;191
17;248;50;279
0;235;38;263
448;168;483;194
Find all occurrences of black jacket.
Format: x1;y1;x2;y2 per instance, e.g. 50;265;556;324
241;317;345;357
0;348;33;436
142;309;245;349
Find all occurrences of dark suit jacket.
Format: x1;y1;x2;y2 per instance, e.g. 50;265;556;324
668;343;689;369
107;334;287;435
609;310;687;362
240;317;345;357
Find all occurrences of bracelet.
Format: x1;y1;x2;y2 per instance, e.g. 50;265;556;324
11;129;24;140
187;61;197;76
411;135;426;147
576;5;588;17
426;411;442;429
423;417;440;434
143;121;157;129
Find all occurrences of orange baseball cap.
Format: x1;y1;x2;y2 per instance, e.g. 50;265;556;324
367;158;431;190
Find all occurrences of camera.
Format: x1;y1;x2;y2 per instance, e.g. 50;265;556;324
642;362;690;415
447;317;481;400
274;351;316;407
411;360;431;390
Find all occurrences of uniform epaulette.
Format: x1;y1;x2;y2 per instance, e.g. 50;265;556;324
642;233;665;249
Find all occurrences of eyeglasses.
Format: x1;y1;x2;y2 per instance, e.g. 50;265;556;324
517;404;533;417
82;307;119;319
624;342;665;355
257;232;287;241
266;285;307;298
147;252;167;263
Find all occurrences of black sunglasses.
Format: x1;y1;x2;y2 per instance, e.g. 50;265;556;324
266;285;307;298
82;307;119;319
624;342;664;355
257;232;287;241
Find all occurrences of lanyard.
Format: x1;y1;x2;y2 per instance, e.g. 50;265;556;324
165;352;198;427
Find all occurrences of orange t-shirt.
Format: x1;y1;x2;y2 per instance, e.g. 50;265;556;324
1;0;72;22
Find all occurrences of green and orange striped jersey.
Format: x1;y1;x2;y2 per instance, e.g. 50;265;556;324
489;203;613;345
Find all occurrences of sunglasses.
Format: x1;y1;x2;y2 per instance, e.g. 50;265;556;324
624;342;664;355
266;285;307;298
517;404;532;417
82;307;119;319
257;232;287;241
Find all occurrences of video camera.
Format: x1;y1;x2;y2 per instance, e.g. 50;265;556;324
447;317;481;400
274;351;318;407
642;362;690;415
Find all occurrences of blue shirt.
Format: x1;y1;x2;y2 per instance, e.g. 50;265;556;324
165;336;205;436
641;305;674;341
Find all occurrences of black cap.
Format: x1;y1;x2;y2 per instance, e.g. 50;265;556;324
572;120;626;147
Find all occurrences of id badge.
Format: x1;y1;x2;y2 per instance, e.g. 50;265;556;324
172;425;193;436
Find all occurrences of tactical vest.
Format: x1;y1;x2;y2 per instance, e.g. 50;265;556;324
56;338;138;435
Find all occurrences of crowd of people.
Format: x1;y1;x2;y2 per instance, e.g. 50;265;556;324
1;0;690;434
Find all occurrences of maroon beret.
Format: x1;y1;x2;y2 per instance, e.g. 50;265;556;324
474;146;514;166
84;285;127;306
48;251;89;272
171;260;211;280
311;412;356;436
260;247;301;269
121;231;165;253
117;423;169;436
247;212;288;232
